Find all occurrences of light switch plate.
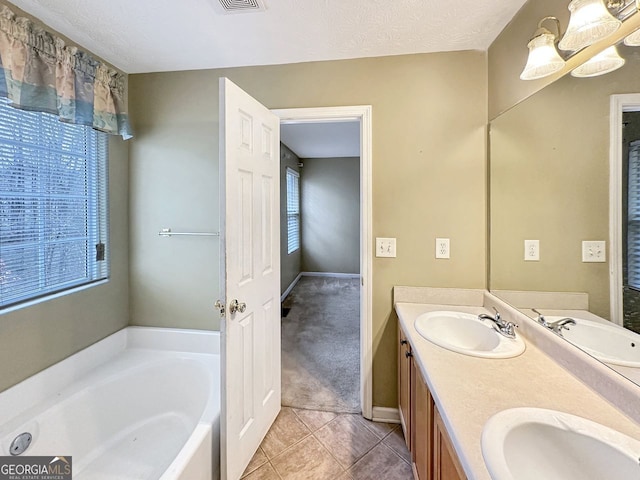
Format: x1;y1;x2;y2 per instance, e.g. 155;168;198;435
524;240;539;261
435;238;450;259
582;240;606;262
376;237;396;258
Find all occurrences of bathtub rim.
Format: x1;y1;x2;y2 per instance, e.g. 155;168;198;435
0;326;220;428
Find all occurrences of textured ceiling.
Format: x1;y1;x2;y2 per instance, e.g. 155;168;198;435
6;0;528;73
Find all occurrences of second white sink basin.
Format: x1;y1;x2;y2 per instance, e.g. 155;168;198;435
546;316;640;368
482;407;640;480
414;311;525;358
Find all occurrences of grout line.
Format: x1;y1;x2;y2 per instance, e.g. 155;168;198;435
267;432;313;462
269;460;285;480
380;438;412;466
289;406;336;433
240;447;268;478
310;429;350;474
356;416;396;440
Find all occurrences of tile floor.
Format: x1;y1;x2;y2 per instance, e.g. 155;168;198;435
241;407;414;480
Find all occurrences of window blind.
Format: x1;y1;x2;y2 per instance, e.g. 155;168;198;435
286;168;300;254
0;97;109;309
629;140;640;290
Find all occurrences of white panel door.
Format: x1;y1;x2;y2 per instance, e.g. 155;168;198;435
219;78;281;480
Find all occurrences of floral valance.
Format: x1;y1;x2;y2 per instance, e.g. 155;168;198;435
0;5;132;139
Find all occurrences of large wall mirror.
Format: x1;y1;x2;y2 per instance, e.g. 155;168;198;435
489;42;640;385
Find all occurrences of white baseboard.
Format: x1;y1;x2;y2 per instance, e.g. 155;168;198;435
371;407;401;424
281;273;302;302
301;271;360;278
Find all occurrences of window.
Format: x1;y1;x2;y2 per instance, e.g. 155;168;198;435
629;140;640;289
286;167;300;254
0;97;109;309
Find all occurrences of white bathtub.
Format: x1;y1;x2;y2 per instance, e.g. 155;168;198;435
0;327;220;480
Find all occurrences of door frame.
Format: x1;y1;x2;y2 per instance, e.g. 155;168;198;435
273;105;373;419
610;94;640;325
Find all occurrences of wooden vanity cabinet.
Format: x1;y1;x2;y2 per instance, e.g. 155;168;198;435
412;357;433;480
398;323;412;450
433;408;466;480
398;323;467;480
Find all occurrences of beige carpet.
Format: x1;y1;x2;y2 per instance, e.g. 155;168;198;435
281;276;360;413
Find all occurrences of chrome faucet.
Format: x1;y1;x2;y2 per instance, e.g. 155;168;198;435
478;307;518;339
546;317;576;337
532;307;576;336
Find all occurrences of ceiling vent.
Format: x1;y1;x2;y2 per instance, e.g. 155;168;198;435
214;0;266;14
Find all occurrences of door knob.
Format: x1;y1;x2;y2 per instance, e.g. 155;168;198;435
229;299;246;314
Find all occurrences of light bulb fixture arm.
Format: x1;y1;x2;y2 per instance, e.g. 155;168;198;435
533;16;563;42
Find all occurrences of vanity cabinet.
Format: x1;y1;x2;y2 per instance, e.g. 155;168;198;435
398;323;467;480
412;358;433;480
398;324;412;450
433;408;466;480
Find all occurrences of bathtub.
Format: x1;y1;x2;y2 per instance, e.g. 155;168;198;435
0;327;220;480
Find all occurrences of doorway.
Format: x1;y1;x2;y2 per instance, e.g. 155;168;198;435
611;94;640;332
609;94;640;326
275;106;373;419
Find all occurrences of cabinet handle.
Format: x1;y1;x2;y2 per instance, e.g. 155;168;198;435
400;339;408;346
405;351;413;358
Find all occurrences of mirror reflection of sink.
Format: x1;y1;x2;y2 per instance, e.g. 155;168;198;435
482;407;640;480
413;311;525;359
546;316;640;368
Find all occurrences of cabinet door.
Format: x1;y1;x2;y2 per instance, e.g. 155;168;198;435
434;407;467;480
412;358;433;480
398;323;411;449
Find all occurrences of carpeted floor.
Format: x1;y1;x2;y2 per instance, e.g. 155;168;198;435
281;275;360;413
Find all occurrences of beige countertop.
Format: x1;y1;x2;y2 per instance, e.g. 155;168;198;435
395;301;640;480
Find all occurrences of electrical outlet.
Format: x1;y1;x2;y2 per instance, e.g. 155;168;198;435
582;240;606;262
524;240;539;261
376;237;396;258
435;238;450;259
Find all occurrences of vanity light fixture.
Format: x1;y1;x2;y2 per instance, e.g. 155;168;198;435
520;17;566;80
571;44;626;76
558;0;622;51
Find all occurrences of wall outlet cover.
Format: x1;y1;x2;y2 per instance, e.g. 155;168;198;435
435;238;450;259
524;239;539;261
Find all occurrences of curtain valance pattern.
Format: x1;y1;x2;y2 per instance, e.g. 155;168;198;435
0;6;132;139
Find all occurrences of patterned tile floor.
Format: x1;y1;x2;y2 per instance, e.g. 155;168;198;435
241;407;414;480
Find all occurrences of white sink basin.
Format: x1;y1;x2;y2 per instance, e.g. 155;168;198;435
482;408;640;480
547;316;640;368
413;311;525;358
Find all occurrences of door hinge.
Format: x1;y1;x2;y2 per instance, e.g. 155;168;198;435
214;300;225;317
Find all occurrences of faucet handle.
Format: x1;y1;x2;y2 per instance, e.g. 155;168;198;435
503;320;518;338
492;306;501;320
532;308;547;326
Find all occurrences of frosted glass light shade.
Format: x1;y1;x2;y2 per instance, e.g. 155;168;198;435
520;32;566;80
624;28;640;46
571;45;625;77
558;0;621;52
